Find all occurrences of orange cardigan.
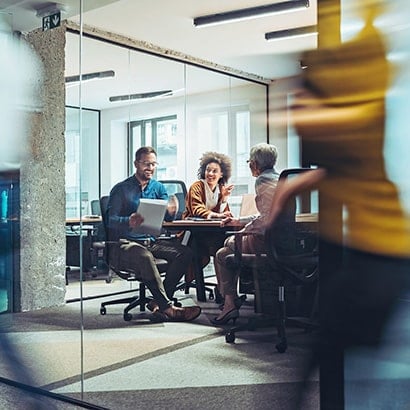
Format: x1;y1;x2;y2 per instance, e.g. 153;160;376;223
183;180;230;219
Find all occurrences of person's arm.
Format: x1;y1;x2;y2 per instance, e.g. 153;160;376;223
268;168;326;226
184;181;209;219
218;183;234;214
291;88;382;138
106;186;133;240
242;178;278;233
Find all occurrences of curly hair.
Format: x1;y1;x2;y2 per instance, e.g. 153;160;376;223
197;151;232;184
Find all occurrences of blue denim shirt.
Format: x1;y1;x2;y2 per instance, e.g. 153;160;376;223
106;175;170;241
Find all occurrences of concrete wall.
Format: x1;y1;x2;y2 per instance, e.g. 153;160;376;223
19;25;66;311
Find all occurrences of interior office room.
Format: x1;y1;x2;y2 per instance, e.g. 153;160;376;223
1;0;410;409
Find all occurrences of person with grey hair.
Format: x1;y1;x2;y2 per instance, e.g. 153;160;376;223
212;143;279;325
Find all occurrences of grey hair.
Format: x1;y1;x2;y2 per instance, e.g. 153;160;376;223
249;143;278;171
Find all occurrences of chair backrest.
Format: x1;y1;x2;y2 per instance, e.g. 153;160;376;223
98;195;110;241
159;179;187;220
265;168;319;284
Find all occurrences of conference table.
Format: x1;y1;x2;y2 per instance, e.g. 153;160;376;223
163;213;318;302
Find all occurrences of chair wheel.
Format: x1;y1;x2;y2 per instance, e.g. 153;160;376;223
276;340;287;353
124;312;132;321
100;306;106;315
225;331;235;343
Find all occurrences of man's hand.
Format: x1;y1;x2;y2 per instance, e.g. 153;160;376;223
129;212;144;228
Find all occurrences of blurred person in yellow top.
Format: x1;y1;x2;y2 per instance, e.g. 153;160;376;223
268;1;410;408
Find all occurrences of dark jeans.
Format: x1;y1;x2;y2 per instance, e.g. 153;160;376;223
111;238;192;310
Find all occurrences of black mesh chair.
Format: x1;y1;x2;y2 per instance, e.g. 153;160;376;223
98;195;169;321
223;168;319;352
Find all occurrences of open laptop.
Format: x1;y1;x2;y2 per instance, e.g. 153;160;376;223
132;198;168;237
239;193;258;217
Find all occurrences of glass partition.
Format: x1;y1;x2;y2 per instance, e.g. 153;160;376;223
64;28;268;403
2;3;268;406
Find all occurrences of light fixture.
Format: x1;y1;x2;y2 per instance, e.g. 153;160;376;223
265;25;317;41
193;0;310;27
35;3;67;18
109;90;173;103
65;70;115;83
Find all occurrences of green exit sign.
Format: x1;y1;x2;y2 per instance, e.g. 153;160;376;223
42;11;61;31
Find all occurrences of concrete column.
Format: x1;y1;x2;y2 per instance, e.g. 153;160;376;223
18;24;66;311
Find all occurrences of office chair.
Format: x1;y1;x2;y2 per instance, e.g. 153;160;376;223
223;168;319;352
159;179;218;301
98;195;169;321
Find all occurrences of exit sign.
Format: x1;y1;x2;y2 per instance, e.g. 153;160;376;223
42;11;61;31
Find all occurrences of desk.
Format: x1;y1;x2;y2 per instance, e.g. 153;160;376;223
65;216;102;273
66;216;102;237
163;220;241;301
66;216;102;225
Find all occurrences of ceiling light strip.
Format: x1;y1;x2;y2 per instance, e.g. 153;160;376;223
109;90;173;103
265;25;317;41
65;70;115;83
193;0;310;27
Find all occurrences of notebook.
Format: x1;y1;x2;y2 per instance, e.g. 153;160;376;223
132;198;168;237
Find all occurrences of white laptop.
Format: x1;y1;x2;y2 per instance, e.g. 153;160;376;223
132;198;168;237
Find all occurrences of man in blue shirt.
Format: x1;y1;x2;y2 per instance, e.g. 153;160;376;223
106;146;200;322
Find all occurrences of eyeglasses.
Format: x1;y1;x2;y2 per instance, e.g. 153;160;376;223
138;161;159;168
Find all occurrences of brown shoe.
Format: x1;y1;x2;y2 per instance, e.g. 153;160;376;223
146;300;160;313
158;305;201;322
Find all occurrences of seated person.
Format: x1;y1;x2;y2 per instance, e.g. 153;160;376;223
212;143;280;324
106;146;201;322
182;151;234;281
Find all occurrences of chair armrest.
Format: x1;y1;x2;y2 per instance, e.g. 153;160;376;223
225;230;264;267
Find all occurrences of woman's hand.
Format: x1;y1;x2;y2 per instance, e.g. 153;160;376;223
129;212;144;228
221;216;241;227
221;184;234;200
208;210;233;220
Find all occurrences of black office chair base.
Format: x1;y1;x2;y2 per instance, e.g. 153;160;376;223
175;280;218;301
224;313;317;353
224;314;276;344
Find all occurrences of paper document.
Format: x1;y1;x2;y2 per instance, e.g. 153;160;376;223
133;198;167;237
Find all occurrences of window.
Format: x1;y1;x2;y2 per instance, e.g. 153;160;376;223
129;115;177;179
65;107;100;217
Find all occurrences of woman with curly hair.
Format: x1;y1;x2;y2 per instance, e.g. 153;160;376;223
182;151;235;284
184;151;234;220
